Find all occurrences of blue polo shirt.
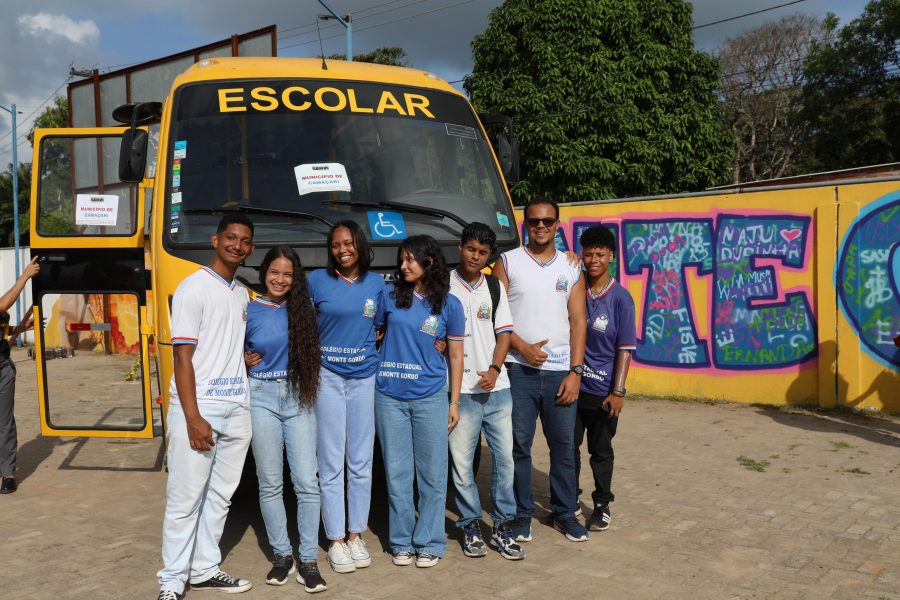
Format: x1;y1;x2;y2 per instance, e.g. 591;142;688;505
308;269;386;378
245;297;289;380
582;278;637;399
376;285;465;400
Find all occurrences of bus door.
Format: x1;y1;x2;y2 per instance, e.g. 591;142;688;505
28;127;155;438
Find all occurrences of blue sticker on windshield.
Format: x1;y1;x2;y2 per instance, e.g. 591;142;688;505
368;211;407;240
496;212;510;227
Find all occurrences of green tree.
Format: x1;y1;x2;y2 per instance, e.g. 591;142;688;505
327;46;409;66
801;0;900;171
0;96;69;245
465;0;732;204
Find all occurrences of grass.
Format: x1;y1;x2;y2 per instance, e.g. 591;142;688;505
737;455;770;472
844;467;871;475
831;441;853;450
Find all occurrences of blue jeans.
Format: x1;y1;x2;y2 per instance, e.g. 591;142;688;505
249;378;320;561
448;388;516;528
374;388;448;557
315;368;376;540
158;401;251;595
507;363;578;518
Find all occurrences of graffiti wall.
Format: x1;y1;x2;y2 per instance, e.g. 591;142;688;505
517;181;899;412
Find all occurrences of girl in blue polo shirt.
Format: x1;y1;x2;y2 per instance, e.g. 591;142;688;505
307;221;385;574
376;235;465;568
244;246;327;592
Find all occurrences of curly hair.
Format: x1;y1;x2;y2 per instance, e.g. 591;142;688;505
391;235;450;314
258;246;320;406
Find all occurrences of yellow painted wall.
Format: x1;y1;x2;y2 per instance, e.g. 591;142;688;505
515;180;899;413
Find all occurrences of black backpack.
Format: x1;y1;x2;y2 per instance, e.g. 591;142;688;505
485;274;502;335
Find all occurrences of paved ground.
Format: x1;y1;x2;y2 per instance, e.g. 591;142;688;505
2;346;899;599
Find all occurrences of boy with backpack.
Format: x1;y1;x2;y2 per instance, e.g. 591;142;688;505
447;222;525;561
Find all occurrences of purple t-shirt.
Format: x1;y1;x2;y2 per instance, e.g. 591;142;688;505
581;278;637;399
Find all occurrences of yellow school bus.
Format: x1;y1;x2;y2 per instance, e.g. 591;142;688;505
28;57;520;438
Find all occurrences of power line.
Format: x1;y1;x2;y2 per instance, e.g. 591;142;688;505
279;0;479;51
693;1;807;30
0;76;71;150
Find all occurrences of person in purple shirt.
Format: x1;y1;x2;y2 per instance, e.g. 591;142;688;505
576;226;636;533
375;235;465;569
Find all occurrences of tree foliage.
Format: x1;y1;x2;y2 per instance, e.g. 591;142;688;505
327;46;409;66
801;0;900;171
716;14;824;183
465;0;732;203
0;96;69;246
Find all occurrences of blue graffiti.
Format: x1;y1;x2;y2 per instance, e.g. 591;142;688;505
836;194;900;369
713;215;817;369
623;219;713;368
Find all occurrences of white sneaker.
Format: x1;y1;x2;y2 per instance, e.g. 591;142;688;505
327;542;356;573
347;537;372;568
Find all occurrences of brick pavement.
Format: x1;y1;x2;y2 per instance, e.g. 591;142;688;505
2;346;898;599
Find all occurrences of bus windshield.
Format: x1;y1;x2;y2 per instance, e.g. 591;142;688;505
165;79;516;247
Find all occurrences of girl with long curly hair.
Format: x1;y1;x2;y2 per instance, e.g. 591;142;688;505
375;234;465;568
307;221;385;574
244;246;327;592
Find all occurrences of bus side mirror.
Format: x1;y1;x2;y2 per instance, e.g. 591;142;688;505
119;128;149;183
498;133;520;184
113;102;161;183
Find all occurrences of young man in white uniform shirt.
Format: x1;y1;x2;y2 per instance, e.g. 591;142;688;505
493;198;589;543
156;215;255;600
448;222;525;561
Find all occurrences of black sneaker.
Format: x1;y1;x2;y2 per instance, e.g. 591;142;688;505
588;504;611;531
297;561;327;593
190;570;252;593
0;476;16;494
462;521;487;557
266;554;295;585
157;590;182;600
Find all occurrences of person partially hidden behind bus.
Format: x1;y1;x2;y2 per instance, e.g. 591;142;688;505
243;246;326;592
156;215;255;600
0;256;40;495
575;226;636;532
447;223;524;560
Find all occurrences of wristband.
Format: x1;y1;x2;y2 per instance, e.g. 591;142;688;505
489;364;502;374
449;400;460;406
611;388;626;397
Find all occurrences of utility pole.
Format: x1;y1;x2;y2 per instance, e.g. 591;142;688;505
318;0;352;61
0;103;22;347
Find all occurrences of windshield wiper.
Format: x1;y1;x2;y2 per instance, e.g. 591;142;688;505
322;199;468;229
182;205;334;228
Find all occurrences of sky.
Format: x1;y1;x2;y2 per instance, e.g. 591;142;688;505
0;0;871;170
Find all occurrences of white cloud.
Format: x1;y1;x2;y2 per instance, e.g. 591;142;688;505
18;12;100;45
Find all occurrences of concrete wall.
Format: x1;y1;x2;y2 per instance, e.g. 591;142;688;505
516;179;899;412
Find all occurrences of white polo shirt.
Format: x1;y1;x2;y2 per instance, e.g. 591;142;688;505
501;247;581;371
169;267;250;407
449;270;514;394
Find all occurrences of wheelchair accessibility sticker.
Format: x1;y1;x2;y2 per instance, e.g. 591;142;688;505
367;211;407;240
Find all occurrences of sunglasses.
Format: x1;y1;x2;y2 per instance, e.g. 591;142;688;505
525;217;558;228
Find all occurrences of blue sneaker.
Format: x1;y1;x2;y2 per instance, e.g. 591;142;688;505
551;514;589;542
510;516;532;542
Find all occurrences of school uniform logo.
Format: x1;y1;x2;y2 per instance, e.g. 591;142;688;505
476;302;491;321
363;298;377;318
592;314;609;332
421;315;439;336
555;275;569;293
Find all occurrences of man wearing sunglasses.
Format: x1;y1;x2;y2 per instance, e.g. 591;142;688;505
493;198;588;544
